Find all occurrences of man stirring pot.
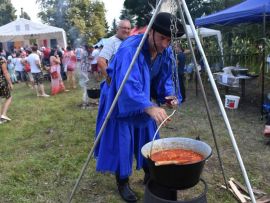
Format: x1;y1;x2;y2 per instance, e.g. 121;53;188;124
94;12;185;202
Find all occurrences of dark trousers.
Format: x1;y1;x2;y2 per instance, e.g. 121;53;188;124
115;167;149;185
266;115;270;125
178;73;186;101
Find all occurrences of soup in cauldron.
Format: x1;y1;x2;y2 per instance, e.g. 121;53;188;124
151;149;204;165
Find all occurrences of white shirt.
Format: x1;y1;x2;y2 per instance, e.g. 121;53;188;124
99;35;123;62
14;58;24;71
26;53;41;73
91;49;100;65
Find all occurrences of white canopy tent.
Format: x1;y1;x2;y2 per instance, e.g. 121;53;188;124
94;38;108;47
0;18;67;51
129;24;223;55
159;1;223;55
182;25;223;56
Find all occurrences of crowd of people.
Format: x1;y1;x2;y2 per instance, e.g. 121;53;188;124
0;40;108;124
0;13;215;203
0;13;186;202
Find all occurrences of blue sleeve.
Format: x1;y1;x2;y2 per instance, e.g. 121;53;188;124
152;48;182;105
110;49;154;117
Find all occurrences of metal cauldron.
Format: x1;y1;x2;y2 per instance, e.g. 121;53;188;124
141;137;212;189
231;68;248;76
87;89;100;99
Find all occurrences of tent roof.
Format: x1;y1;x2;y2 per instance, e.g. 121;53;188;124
183;26;221;39
195;0;270;26
94;38;108;47
0;18;65;37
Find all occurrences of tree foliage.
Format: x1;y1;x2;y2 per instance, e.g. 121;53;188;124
122;0;243;27
123;0;155;27
106;18;117;38
0;0;16;26
20;11;31;20
122;0;217;26
197;0;243;17
119;7;135;26
37;0;108;46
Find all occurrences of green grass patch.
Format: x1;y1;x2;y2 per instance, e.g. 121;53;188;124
1;80;270;203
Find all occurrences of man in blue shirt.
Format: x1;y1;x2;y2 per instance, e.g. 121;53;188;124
95;12;184;202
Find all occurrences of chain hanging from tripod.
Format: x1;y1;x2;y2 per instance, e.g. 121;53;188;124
169;0;181;102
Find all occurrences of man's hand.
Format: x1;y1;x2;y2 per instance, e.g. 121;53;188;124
145;106;171;125
97;57;108;77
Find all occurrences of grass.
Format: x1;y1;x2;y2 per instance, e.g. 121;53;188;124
0;82;97;203
0;78;270;203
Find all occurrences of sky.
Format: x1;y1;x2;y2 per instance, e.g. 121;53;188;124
10;0;125;27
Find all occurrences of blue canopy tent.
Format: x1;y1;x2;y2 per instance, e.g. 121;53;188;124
195;0;270;26
195;0;270;116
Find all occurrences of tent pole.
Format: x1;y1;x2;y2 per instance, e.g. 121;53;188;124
180;0;256;202
261;12;266;118
67;1;164;202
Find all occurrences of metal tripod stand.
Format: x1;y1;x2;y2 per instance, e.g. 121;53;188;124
68;0;256;202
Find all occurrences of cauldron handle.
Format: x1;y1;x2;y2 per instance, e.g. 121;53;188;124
149;110;176;158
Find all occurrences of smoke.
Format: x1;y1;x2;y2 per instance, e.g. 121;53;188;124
159;0;178;15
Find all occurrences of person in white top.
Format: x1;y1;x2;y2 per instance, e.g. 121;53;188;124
97;19;131;77
26;46;49;97
90;46;99;70
14;52;26;82
23;49;35;88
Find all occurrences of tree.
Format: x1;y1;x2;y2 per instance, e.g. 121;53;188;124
123;0;155;27
37;0;107;46
90;1;108;44
37;0;71;32
106;18;117;38
20;11;31;20
199;0;243;17
0;0;16;26
224;0;243;8
119;8;135;26
122;0;225;27
121;0;245;28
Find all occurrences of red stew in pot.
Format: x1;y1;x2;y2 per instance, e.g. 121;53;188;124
151;149;204;165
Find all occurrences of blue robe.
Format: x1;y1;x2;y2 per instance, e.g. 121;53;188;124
95;34;181;179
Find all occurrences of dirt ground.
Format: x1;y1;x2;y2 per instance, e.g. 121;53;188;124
157;74;270;202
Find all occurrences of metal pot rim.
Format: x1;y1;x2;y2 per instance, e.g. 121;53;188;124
141;137;212;162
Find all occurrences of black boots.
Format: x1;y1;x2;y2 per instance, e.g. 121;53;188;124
116;176;138;202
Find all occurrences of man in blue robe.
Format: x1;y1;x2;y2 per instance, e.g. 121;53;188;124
95;12;185;202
